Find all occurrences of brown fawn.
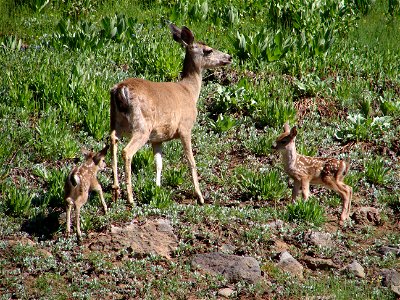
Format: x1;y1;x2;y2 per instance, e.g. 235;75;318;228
110;23;232;205
65;146;108;239
273;123;352;224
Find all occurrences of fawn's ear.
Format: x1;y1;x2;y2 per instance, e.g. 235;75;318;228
283;122;290;133
93;145;108;165
180;26;194;46
290;126;297;137
169;23;183;44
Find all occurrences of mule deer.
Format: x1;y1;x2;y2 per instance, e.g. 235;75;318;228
65;146;108;239
110;23;232;205
272;123;352;224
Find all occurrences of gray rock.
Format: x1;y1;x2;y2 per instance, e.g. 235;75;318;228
345;261;365;278
351;207;381;225
305;231;334;248
380;269;400;296
378;246;400;257
191;252;261;283
276;251;304;279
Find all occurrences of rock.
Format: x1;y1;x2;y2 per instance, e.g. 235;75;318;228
36;248;53;258
218;287;235;298
219;244;236;254
191;252;261;283
270;239;289;253
265;219;285;230
8;236;36;247
276;251;304;279
87;219;178;259
345;261;365;278
380;269;400;296
302;256;338;271
378;246;400;257
305;231;334;248
351;207;381;225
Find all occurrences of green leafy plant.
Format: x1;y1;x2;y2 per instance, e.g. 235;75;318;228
209;114;236;134
236;167;288;201
336;114;392;142
3;184;32;216
285;197;326;226
164;166;187;187
364;157;391;185
135;177;173;209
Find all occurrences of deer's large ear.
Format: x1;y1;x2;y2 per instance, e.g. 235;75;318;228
290;126;298;137
283;122;290;133
169;23;183;44
180;26;194;46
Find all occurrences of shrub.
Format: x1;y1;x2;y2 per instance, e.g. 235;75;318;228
3;184;32;216
364;157;391;185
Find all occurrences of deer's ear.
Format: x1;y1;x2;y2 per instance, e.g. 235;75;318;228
180;26;194;46
169;23;183;44
290;126;298;137
99;145;109;157
283;122;290;133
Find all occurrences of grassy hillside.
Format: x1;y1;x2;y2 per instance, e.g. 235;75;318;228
0;0;399;299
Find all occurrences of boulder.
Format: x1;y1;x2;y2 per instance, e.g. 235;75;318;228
86;219;178;259
380;269;400;296
351;207;381;225
191;252;261;283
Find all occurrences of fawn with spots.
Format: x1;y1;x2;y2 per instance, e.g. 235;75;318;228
110;23;232;205
65;146;108;239
273;123;352;224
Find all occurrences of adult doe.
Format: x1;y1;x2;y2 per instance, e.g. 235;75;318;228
110;23;232;205
273;123;352;224
65;146;108;239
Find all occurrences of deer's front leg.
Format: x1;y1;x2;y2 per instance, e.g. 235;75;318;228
180;134;204;205
152;142;163;186
111;130;120;202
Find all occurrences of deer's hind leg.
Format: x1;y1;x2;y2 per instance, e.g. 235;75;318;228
323;177;351;224
66;197;74;237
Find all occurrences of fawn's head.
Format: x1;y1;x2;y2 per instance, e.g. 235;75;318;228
82;145;108;170
169;23;232;70
272;122;297;151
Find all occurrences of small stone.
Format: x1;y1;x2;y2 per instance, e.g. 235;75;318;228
36;248;53;258
345;261;365;278
305;231;334;248
218;287;235;298
302;256;338;271
276;251;304;279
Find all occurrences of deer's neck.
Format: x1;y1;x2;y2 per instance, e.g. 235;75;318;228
282;144;298;172
180;53;202;101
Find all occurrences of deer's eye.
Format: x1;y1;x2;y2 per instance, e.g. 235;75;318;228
203;48;213;56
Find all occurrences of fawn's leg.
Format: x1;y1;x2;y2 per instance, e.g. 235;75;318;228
92;180;107;213
180;134;204;205
75;200;83;240
324;177;350;224
292;180;301;202
152;142;163;187
122;133;149;205
65;197;73;236
301;180;310;200
110;130;120;201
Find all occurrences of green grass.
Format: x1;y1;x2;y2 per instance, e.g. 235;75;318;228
0;0;399;299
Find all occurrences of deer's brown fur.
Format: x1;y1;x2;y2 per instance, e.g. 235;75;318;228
65;146;108;239
110;23;232;205
273;123;352;224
